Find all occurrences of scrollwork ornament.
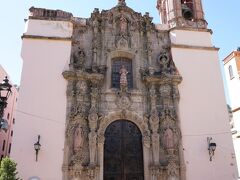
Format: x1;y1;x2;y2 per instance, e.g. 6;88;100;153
167;158;180;180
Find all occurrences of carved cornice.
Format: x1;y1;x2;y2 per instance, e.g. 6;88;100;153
143;75;182;85
22;35;72;41
62;70;105;83
171;44;219;51
29;6;72;20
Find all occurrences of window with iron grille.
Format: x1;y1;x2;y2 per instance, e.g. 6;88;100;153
111;58;133;89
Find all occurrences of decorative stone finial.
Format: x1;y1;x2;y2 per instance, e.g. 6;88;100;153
118;0;126;6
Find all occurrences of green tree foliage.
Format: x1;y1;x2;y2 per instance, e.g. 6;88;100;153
0;157;20;180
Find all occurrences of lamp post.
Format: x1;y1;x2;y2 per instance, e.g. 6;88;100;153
0;76;12;132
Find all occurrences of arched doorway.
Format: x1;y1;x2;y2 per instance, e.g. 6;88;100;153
104;120;144;180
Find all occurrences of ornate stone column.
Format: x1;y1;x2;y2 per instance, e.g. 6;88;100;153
149;84;160;166
62;72;76;180
143;134;151;180
97;136;105;180
87;73;104;180
91;8;101;72
88;82;100;166
143;13;154;75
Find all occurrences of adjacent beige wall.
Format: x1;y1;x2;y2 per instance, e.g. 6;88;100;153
11;19;72;180
24;19;73;38
171;29;238;180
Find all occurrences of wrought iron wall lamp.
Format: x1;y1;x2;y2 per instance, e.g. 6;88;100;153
34;135;41;161
207;137;217;161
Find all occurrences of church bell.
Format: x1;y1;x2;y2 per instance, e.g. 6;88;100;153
181;3;193;20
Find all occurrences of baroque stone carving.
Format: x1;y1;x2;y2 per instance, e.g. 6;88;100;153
71;48;86;70
160;109;180;154
119;15;128;36
158;47;179;76
118;0;126;6
29;6;73;19
115;14;131;49
61;1;186;179
68;116;89;167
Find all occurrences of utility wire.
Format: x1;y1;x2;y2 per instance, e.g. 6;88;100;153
15;109;65;125
15;109;232;137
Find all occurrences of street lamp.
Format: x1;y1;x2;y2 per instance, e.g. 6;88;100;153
0;76;12;132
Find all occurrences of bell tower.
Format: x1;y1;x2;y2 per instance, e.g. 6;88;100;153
157;0;207;28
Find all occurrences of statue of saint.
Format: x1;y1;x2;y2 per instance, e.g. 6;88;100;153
73;125;84;153
72;49;85;70
119;15;127;35
119;65;128;88
163;128;174;149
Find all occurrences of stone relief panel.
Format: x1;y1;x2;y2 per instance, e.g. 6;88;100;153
62;1;185;180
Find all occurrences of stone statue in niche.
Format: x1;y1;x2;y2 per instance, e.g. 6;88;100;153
72;49;85;70
119;15;128;35
158;49;170;75
119;65;128;91
158;48;180;76
163;128;174;149
73;125;84;153
69;120;89;167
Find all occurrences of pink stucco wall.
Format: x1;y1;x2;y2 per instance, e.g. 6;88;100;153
0;65;19;161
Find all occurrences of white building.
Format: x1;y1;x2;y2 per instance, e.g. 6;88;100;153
12;0;238;180
223;49;240;178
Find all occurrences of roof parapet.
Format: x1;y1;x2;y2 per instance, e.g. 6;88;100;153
29;6;73;20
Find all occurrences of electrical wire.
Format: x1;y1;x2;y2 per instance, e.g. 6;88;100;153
15;109;65;125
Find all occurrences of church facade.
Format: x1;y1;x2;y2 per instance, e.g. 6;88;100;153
12;0;238;180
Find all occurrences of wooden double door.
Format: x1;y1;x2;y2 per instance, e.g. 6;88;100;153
104;120;144;180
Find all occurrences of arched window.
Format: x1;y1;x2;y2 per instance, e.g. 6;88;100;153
229;65;234;79
111;57;133;89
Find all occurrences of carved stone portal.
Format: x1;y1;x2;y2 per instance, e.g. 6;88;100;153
62;2;185;180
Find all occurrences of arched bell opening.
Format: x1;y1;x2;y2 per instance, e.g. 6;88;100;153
181;0;194;20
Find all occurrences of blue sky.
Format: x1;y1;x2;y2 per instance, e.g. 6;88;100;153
0;0;239;86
